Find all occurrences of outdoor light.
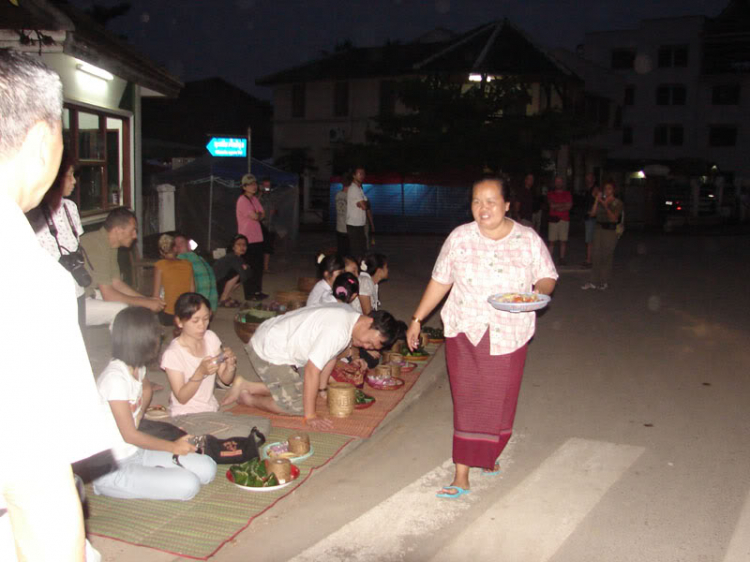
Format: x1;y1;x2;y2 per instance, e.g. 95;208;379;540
468;73;493;82
189;239;198;251
76;61;114;81
635;170;646;179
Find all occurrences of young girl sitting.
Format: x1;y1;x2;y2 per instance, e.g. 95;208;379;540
357;252;389;314
93;307;216;501
161;293;238;416
332;272;359;306
153;234;195;326
306;253;345;307
342;255;362;312
213;235;250;308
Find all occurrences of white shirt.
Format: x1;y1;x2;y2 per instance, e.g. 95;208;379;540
346;182;367;226
251;304;359;370
358;272;379;310
306;279;338;307
0;192;113;469
96;360;145;460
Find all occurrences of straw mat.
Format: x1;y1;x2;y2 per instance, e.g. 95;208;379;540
85;428;353;560
230;343;442;438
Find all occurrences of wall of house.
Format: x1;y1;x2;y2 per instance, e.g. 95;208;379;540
42;52;129;111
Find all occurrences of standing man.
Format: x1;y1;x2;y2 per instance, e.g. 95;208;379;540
79;207;165;326
335;176;350;256
346;166;370;258
174;233;219;311
512;173;535;227
547;175;573;265
0;49;113;561
583;173;600;267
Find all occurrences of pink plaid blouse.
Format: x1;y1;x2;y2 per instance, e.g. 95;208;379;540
432;221;558;355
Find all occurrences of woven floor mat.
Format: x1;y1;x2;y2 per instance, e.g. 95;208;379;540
85;429;353;560
230;343;442;438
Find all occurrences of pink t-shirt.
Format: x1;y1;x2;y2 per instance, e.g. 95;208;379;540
547;190;572;221
161;330;223;416
432;221;558;355
236;195;264;244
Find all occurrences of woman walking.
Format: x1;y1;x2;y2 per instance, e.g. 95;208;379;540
406;176;557;498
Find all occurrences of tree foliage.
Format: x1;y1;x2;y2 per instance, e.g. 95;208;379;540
336;75;593;177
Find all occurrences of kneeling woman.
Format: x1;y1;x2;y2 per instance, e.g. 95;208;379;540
93;307;216;501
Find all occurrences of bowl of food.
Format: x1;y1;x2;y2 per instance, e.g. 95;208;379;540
227;458;300;491
233;308;279;343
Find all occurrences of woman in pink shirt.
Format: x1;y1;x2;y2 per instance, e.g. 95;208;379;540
235;173;266;300
407;176;558;499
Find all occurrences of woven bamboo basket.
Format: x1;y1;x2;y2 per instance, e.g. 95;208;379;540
297;276;318;293
391;340;405;354
275;290;309;310
266;458;292;483
327;382;355;418
233;309;279;344
287;432;311;455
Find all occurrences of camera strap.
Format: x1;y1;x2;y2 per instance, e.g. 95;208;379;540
41;203;94;271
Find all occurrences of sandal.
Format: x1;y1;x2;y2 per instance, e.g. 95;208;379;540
219;298;240;308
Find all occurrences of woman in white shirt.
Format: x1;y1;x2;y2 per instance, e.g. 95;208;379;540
306;253;345;307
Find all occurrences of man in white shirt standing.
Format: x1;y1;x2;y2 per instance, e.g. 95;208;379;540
0;50;112;562
346;166;370;258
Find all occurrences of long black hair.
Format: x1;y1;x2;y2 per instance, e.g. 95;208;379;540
111;307;162;368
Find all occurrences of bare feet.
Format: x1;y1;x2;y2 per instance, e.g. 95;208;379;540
220;382;243;406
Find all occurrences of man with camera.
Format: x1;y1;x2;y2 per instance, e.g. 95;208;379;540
80;207;165;326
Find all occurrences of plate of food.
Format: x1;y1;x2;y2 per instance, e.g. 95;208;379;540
400;362;418;374
354;389;376;409
260;441;314;465
488;292;551;313
366;375;405;391
403;348;430;361
227;459;300;492
422;326;445;344
144;405;170;420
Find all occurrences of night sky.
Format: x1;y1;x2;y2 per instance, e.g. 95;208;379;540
69;0;729;100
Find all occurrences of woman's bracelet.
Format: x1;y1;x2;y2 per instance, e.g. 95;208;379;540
317;387;328;394
410;315;422;325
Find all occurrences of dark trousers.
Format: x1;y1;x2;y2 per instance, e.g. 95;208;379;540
347;225;367;259
337;231;350;256
242;241;264;298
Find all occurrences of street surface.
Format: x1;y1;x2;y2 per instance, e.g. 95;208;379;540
90;229;750;562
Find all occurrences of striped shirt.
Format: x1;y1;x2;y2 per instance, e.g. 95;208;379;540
178;251;219;311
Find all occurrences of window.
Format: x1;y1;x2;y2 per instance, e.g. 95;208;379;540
656;85;687;105
63;104;130;215
654;124;684;146
611;49;635;69
658;45;689;68
379;79;397;115
622;126;633;145
712;84;741;105
291;83;305;118
709;126;738;147
624;86;635;106
333;81;349;117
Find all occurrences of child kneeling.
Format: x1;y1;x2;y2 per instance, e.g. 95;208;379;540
93;307;216;501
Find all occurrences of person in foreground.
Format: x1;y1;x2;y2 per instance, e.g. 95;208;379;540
0;49;112;561
225;305;401;430
94;307;217;500
406;176;558;499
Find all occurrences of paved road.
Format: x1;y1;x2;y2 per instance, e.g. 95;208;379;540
90;230;750;562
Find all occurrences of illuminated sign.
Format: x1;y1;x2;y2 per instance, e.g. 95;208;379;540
206;137;247;157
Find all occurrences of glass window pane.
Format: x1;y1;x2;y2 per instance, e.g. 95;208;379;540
78;112;103;160
78;166;103;212
106;118;123;206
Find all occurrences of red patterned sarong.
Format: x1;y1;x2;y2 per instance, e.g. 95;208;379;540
446;331;528;470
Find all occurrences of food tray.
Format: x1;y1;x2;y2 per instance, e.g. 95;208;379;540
487;292;551;313
366;376;405;391
354;393;376;409
226;465;300;492
260;442;314;465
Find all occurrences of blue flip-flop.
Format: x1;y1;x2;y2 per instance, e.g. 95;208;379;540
481;465;501;476
436;486;471;499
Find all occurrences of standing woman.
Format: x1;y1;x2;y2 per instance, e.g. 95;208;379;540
236;173;266;300
406;176;557;498
26;148;88;326
581;180;623;291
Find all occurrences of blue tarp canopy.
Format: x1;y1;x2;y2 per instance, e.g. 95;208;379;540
153;154;299;253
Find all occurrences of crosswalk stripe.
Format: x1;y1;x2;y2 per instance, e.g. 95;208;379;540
430;437;644;562
289;437;643;562
288;436;523;562
723;487;750;562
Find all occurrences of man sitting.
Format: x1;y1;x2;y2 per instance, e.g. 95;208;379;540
174;233;218;311
79;207;164;326
224;305;401;430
